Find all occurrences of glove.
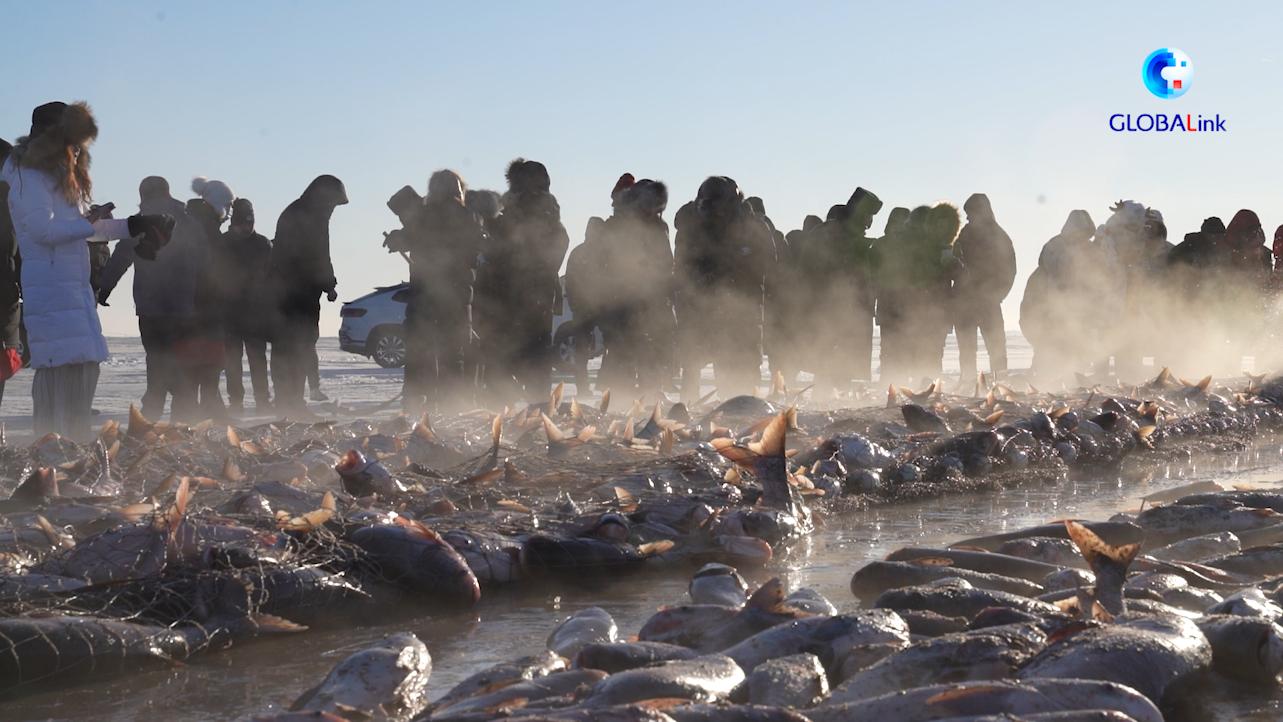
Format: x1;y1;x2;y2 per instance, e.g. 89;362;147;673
326;288;338;302
96;288;111;307
128;214;176;261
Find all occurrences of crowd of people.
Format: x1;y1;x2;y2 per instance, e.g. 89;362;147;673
2;98;1280;443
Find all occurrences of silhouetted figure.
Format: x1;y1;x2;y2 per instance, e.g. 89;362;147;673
219;198;273;413
953;193;1016;382
569;176;633;394
0;140;20;408
1020;210;1098;379
398;170;483;413
674;176;775;400
778;215;822;385
490;159;569;402
99;176;199;420
185;181;235;420
902;204;961;380
747;197;794;387
599;179;674;396
269;175;345;417
870;207;911;381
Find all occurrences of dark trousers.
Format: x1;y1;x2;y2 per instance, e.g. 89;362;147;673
955;300;1007;380
307;329;321;394
139;316;196;420
403;301;469;413
225;330;270;407
272;305;320;415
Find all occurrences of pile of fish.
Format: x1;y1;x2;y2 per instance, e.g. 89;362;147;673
259;483;1283;721
0;371;1280;707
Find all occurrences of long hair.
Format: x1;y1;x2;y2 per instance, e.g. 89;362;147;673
9;102;97;206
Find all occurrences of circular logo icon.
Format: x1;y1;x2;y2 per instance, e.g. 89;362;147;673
1143;48;1192;99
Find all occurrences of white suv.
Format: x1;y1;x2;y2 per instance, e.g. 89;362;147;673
338;279;601;369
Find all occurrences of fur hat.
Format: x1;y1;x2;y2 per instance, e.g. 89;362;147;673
12;101;98;205
192;177;235;218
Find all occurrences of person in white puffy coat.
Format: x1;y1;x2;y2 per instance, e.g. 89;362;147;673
1;101;170;440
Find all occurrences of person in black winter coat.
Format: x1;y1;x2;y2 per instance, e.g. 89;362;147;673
184;194;230;420
952;193;1016;381
395;170;484;413
218;198;273;413
0;140;20;408
489;159;570;402
598;178;675;396
673;176;776;400
269;175;346;417
97;176;199;420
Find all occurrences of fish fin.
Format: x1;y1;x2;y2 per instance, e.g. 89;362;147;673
252;613;309;633
394;515;447;541
742;416;773;439
599;389;611;415
570;398;583;422
724;466;742;484
34;514;65;547
497;499;532;514
983;410;1005;426
659;428;675;456
926;685;1009;705
638;540;675;556
622;416;636;442
747;577;786;610
281;492;335;532
758;410;789;457
1049;405;1070;419
550;382;565;414
1196;374;1212;392
163;477;191;533
225;425;241;448
1065;520;1140;576
490;413;503;452
222;457;244;483
576;425;596;443
10;467;58;504
885;384;897;408
711;437;757;467
541;413;566;443
983;388;997;409
128;405;155;438
909;557;953;566
650;402;662;426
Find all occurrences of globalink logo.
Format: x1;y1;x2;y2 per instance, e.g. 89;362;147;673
1109;47;1226;133
1143;48;1191;98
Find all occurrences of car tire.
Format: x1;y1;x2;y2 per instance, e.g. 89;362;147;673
369;327;407;369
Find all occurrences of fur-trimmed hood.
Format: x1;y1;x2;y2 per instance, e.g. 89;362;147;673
9;101;98;205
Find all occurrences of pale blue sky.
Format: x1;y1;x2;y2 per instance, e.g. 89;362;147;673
3;1;1279;335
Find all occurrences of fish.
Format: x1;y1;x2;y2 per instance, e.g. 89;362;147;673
1196;614;1283;684
335;449;403;497
951;520;1144;552
874;578;1060;620
886;547;1067;582
349;519;480;607
743;652;828;708
1136;503;1282;546
547;607;618;658
688;563;748;607
1205;544;1283;578
826;623;1048;705
429;669;608;720
637;579;811;652
442;529;524;585
720;610;911;680
809;678;1163;722
1146;531;1241;563
429;651;567;714
573;641;698;674
851;560;1044;600
289;633;431;720
1017;614;1211;704
901;404;950;433
995;537;1091;569
583;654;745;706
